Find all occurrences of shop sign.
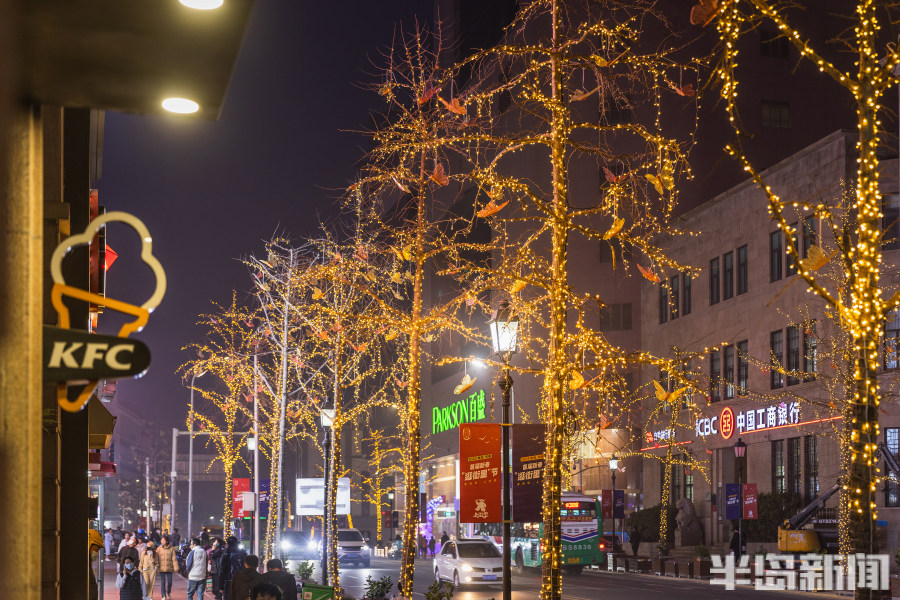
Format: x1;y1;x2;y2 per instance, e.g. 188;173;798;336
696;402;801;441
743;484;758;519
432;389;486;434
512;424;545;523
459;423;501;523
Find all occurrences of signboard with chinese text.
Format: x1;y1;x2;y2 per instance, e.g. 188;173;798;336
459;423;501;522
601;490;612;519
725;483;741;520
743;483;758;519
432;389;487;434
232;478;250;518
613;490;625;519
512;424;545;522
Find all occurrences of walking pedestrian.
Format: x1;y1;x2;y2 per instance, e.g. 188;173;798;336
186;538;208;600
155;535;177;599
217;536;247;600
208;538;225;600
258;559;297;600
169;528;181;549
440;532;449;548
150;527;162;545
116;556;146;600
118;537;139;571
428;536;436;558
417;535;426;559
628;526;642;557
226;555;261;600
104;528;114;560
139;541;159;597
118;532;132;552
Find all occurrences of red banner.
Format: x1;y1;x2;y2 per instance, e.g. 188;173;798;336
743;483;758;519
232;478;250;518
512;424;546;523
601;490;613;519
459;423;502;523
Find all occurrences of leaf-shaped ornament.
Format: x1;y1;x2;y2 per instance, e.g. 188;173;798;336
454;374;476;395
476;199;509;218
637;263;661;283
569;371;585;390
431;163;450;187
602;217;624;240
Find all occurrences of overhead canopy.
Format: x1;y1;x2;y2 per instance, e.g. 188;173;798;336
88;394;116;450
21;0;255;118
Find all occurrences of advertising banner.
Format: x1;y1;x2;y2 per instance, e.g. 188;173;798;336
600;490;612;519
295;477;351;515
232;478;250;518
613;489;625;519
459;423;502;523
258;478;270;520
511;424;545;522
724;483;741;520
743;483;758;519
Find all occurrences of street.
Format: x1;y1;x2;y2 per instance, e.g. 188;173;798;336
289;557;849;600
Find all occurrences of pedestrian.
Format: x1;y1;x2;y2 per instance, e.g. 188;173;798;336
628;526;642;557
729;527;744;560
226;555;261;600
440;532;449;548
139;541;159;597
118;532;132;552
217;536;247;600
201;528;211;547
118;537;139;571
428;536;436;558
135;537;147;557
250;583;283;600
186;538;208;600
169;528;181;549
117;556;146;600
208;538;225;600
418;534;426;559
156;535;177;600
258;559;297;600
150;527;162;545
104;528;114;559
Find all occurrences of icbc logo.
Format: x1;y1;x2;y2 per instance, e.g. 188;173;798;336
720;407;735;439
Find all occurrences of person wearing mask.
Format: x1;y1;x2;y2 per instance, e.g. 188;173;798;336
208;537;225;600
89;529;104;600
250;583;283;600
258;559;297;600
227;555;261;600
118;532;132;552
139;541;159;597
117;536;139;571
217;536;247;600
150;528;162;545
116;556;146;600
186;538;208;600
155;535;177;600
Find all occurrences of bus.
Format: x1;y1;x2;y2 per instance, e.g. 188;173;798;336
476;491;607;575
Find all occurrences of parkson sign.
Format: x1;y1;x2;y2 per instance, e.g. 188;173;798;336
432;389;487;434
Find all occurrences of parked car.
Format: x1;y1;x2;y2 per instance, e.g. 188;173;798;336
336;528;371;568
434;539;503;588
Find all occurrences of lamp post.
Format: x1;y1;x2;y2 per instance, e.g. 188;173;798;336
488;300;519;600
320;403;335;586
251;351;260;557
187;369;206;540
609;455;619;550
733;438;746;560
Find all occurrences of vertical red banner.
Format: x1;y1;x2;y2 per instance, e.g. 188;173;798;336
743;483;758;519
601;490;613;519
512;424;546;523
232;478;250;518
459;423;502;523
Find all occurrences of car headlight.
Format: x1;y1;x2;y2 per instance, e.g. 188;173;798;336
238;543;245;550
307;541;318;549
281;540;292;550
461;564;473;572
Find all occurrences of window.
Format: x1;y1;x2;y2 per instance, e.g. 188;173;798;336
737;245;748;295
671;458;683;503
709;258;720;305
885;310;900;370
883;195;900;251
683;462;694;503
723;251;734;300
709;351;721;402
723;345;735;399
804;436;819;503
772;440;785;494
670;276;680;320
886;428;900;507
670;455;693;503
770;330;784;389
682;272;692;316
760;28;789;58
599;303;633;331
786;326;800;386
737;340;749;396
803;324;817;381
787;437;802;496
770;231;783;282
761;100;791;128
786;222;798;276
659;284;668;325
802;217;816;258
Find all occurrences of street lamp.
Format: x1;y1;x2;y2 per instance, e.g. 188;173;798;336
320;401;335;586
488;299;518;600
733;438;746;560
187;369;206;540
609;454;619;550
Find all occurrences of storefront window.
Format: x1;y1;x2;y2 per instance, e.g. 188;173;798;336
772;440;785;494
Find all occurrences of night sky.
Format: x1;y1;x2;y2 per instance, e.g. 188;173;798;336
97;0;432;429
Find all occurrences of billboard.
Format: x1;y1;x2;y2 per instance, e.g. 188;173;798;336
511;424;545;523
295;477;350;515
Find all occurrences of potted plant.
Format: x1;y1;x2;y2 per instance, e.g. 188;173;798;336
651;543;670;575
694;544;712;579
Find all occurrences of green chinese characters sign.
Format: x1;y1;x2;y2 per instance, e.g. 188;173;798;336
432;389;486;434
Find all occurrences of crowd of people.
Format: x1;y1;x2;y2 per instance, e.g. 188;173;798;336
92;527;296;600
416;532;449;559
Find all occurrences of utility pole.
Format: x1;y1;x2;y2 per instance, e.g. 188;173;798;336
145;457;152;533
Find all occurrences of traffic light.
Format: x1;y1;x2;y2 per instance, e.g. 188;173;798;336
392;510;399;528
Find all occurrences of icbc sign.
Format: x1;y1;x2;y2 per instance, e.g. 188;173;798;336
720;407;735;439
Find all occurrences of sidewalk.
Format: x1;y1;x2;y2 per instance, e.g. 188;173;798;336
100;559;204;600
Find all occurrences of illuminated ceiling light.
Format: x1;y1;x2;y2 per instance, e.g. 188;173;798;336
162;97;200;114
179;0;224;9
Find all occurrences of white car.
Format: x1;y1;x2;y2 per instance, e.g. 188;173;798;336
336;528;371;568
434;539;503;587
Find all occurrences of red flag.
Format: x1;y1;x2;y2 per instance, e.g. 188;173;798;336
459;423;502;523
